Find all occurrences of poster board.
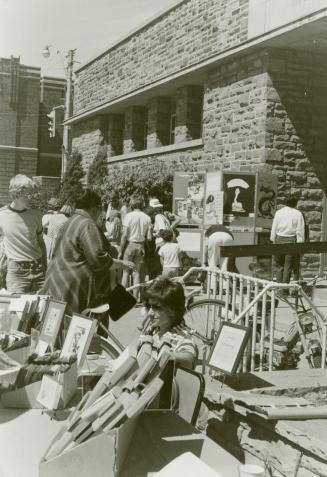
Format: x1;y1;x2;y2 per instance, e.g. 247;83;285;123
177;229;203;259
203;170;224;225
255;172;278;228
173;172;205;226
222;171;256;227
207;322;250;375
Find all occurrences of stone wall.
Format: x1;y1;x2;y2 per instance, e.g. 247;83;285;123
74;0;249;115
72;116;107;171
265;49;327;275
202;51;269;171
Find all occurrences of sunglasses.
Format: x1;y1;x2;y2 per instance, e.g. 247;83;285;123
145;303;164;312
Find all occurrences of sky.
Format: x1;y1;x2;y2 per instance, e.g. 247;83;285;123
0;0;179;77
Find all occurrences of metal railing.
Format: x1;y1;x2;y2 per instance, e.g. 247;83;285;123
181;267;327;372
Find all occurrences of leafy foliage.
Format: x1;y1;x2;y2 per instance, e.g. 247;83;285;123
101;158;173;209
87;147;108;191
58;150;85;206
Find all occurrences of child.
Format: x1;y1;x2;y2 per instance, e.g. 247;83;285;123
158;229;181;278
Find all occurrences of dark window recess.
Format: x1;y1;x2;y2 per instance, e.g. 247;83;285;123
187;88;203;140
170;113;176;144
143;121;148;150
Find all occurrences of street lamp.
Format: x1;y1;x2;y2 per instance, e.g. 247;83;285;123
42;45;76;179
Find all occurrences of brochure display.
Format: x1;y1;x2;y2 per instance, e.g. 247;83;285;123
173;170;277;274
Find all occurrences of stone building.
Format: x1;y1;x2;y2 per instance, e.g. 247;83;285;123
0;56;65;203
67;0;327;274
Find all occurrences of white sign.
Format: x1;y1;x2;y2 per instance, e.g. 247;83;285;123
208;323;250;375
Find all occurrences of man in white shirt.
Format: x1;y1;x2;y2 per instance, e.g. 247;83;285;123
0;174;47;293
270;197;305;284
119;196;152;298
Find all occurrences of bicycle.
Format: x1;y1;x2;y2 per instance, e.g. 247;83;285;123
272;273;327;369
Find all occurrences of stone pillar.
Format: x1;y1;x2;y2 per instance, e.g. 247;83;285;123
175;85;203;143
123;106;147;153
107;114;124;157
147;96;172;149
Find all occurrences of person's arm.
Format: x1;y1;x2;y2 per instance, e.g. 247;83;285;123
146;219;153;241
158;247;164;267
118;226;128;259
37;232;47;271
297;213;305;243
203;241;209;266
171;350;195;369
36;214;47;270
270;213;277;243
111;258;135;272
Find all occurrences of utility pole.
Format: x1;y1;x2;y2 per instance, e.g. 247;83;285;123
62;49;75;180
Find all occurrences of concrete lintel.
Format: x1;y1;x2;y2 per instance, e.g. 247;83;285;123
0;145;38;152
108;138;203;163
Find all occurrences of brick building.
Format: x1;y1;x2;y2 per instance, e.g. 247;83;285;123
67;0;327;274
0;56;65;203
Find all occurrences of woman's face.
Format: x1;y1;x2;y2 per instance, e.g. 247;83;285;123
145;300;174;336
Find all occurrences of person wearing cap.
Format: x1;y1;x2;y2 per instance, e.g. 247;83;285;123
0;174;47;293
42;198;68;262
151;198;171;247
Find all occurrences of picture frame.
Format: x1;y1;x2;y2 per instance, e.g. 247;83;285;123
61;314;97;367
207;322;250;375
39;299;66;347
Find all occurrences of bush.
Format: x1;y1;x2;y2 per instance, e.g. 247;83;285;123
101;159;173;209
58;150;85;206
87;147;108;191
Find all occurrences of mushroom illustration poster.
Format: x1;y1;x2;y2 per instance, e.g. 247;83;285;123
223;173;256;217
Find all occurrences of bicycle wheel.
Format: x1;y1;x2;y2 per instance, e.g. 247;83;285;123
184;299;225;340
88;334;121;360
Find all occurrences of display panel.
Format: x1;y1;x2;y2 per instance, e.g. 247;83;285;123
173;172;205;226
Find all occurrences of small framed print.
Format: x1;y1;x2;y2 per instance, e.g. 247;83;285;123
61;314;97;367
39;299;66;347
207;322;250;375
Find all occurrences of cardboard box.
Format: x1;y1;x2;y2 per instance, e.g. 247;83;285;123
1;361;77;409
39;411;240;477
39;415;137;477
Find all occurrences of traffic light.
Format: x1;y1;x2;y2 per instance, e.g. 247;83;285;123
47;109;56;138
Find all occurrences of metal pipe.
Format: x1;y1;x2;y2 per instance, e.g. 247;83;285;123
268;289;276;371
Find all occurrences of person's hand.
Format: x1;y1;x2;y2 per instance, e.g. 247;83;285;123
122;260;135;272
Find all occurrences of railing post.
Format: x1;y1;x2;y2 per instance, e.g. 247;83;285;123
268;288;276;371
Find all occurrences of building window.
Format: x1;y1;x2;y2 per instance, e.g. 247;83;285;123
143;120;148;150
170;112;176;144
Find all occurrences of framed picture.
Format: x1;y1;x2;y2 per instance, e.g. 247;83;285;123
39;299;66;347
223;172;256;217
61;314;97;367
207;322;250;375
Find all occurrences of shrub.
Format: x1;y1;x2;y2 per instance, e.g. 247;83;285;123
101;159;173;209
58;150;85;206
87;147;108;191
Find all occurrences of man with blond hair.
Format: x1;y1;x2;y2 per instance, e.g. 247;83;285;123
0;174;46;293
